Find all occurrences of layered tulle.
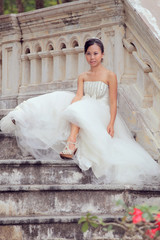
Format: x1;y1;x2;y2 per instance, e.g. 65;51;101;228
1;89;160;185
1;91;75;158
63;95;160;184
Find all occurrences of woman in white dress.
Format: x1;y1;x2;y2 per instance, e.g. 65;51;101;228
60;38;117;159
1;38;160;185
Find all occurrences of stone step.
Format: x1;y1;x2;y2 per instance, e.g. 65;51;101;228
0;159;92;185
0;132;23;159
0;184;159;218
0;215;123;240
0;109;11;120
0;132;61;159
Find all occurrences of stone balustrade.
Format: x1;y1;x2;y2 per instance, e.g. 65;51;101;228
0;0;160;161
118;0;160;161
0;0;125;106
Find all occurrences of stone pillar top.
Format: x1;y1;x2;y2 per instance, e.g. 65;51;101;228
21;55;29;61
50;50;64;56
62;48;77;55
27;53;41;60
0;15;22;44
74;47;84;53
38;51;52;58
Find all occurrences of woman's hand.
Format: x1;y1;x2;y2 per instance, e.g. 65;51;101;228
107;123;114;137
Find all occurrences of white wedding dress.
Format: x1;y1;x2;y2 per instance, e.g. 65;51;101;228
1;81;160;185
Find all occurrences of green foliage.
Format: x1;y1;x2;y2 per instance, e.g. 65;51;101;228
4;0;18;14
117;201;160;223
78;200;160;239
3;0;61;14
43;0;60;8
78;213;100;233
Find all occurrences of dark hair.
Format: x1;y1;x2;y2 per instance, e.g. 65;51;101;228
84;38;104;54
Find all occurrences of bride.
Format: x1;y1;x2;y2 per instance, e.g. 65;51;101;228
1;38;160;185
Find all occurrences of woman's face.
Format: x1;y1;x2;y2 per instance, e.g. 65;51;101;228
85;44;104;67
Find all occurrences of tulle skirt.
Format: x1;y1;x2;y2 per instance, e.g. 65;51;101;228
1;90;160;185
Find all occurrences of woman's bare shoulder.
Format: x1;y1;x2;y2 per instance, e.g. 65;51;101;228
78;71;89;83
105;69;117;84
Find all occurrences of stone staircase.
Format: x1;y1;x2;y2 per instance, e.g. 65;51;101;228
0;0;160;238
0;132;160;240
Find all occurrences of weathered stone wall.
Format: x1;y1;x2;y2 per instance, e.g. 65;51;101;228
0;0;160;160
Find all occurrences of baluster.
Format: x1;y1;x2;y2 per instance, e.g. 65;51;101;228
28;53;41;85
38;51;53;83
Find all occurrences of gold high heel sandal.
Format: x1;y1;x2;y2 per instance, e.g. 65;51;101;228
60;141;78;160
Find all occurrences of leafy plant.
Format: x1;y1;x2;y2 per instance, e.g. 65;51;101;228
78;200;160;239
1;0;75;15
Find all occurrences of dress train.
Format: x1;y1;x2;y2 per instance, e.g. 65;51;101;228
1;81;160;185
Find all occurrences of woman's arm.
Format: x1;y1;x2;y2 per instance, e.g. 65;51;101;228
107;73;117;137
71;74;84;104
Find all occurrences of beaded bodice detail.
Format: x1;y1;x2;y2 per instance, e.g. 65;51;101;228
84;81;108;99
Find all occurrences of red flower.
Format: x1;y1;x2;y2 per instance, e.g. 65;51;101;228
146;228;159;239
145;213;160;239
156;213;160;221
156;213;160;220
129;208;145;224
155;213;160;229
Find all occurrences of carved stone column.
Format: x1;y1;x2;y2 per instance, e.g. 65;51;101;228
28;53;42;85
51;50;65;82
132;51;152;108
105;32;115;72
122;38;137;84
62;48;78;80
38;51;53;83
2;44;21;98
114;26;125;83
74;47;85;75
21;55;30;86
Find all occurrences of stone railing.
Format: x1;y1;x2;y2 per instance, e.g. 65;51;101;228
0;0;124;108
0;0;160;161
118;0;160;161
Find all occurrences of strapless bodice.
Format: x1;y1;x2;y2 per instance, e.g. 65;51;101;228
84;81;108;102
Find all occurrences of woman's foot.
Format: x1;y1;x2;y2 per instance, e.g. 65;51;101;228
60;141;77;160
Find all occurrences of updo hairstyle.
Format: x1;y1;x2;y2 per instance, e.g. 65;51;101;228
84;38;104;54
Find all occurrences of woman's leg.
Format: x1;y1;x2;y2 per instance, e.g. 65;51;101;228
65;95;82;149
67;124;79;151
60;95;82;158
59;123;79;158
